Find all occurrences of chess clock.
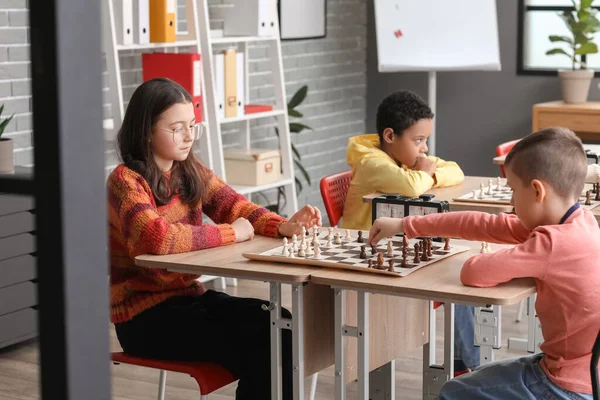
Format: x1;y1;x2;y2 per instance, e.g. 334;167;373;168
586;149;599;165
371;193;449;240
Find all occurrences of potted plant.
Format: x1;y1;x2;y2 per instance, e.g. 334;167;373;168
0;104;14;173
546;0;600;104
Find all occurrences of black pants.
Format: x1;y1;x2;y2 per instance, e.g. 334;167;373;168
115;290;293;400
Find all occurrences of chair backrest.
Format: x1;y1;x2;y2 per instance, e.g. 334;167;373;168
593;329;600;400
496;139;520;178
320;170;352;227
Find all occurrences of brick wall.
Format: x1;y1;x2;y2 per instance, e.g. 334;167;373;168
2;0;367;223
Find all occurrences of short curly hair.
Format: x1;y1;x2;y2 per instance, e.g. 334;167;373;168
376;91;434;141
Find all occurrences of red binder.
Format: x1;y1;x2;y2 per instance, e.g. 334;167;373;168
142;53;203;122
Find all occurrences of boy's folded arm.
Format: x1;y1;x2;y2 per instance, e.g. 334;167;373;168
430;157;465;187
365;158;434;197
403;211;531;244
460;231;550;287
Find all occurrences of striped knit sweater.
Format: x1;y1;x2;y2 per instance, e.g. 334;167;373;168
107;164;286;323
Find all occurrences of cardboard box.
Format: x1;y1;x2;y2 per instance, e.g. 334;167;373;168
224;148;281;186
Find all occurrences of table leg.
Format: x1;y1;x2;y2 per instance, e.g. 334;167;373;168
369;360;395;400
423;301;453;399
475;305;502;365
291;283;305;400
268;282;282;400
357;291;370;400
335;288;347;400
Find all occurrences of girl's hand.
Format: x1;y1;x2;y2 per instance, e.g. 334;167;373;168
232;217;254;243
368;217;404;246
278;205;322;237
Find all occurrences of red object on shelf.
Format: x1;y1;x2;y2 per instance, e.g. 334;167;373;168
244;104;274;114
142;53;203;122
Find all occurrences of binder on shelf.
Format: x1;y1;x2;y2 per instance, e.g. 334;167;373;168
214;53;225;120
223;48;238;118
245;104;273;114
142;53;203;122
236;52;245;117
115;0;134;45
223;0;278;37
149;0;176;43
133;0;150;44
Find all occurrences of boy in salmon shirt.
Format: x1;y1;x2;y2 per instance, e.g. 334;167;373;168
369;127;599;400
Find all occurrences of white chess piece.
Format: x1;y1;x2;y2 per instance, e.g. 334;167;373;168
485;242;491;253
291;234;297;245
345;229;352;241
480;183;485;196
306;241;314;256
281;238;289;256
387;240;393;257
472;190;478;200
314;244;322;259
334;232;342;244
326;236;333;248
298;245;306;257
497;176;502;187
328;227;334;240
480;242;487;254
301;226;306;238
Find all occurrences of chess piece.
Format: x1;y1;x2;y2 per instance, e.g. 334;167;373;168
291;234;297;251
301;226;306;238
427;238;433;257
401;252;409;268
488;179;493;195
357;230;364;243
371;245;377;255
377;252;384;269
472;190;478;200
596;185;600;201
388;259;395;272
444;237;451;251
326;236;333;249
334;232;342;245
281;238;289;255
314;245;322;259
480;242;487;254
485;242;491;253
289;247;296;258
497;176;502;187
367;260;373;269
360;245;367;259
413;243;421;263
480;182;484;194
421;240;429;261
387;240;393;257
298;246;306;257
306;241;314;256
328;227;334;240
586;190;592;206
345;229;352;241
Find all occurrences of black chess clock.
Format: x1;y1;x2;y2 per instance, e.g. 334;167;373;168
586;149;599;165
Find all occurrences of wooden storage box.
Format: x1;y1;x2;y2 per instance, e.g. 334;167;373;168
224;148;281;186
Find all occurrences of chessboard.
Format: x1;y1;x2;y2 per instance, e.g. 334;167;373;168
454;178;600;210
243;228;470;277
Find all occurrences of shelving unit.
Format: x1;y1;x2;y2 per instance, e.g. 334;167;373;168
102;0;298;217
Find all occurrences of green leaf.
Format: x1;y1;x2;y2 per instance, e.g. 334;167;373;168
0;113;14;136
294;158;312;186
288;109;303;118
0;104;4;117
274;127;279;137
289;122;312;133
291;143;301;160
581;0;594;10
576;41;599;54
546;48;572;57
549;35;573;45
295;177;303;195
287;85;308;110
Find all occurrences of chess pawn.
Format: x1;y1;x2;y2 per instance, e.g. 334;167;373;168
387;240;393;257
334;232;342;245
586;190;592;206
367;259;373;269
485;242;491;253
413;243;421;263
480;242;487;254
360;245;367;259
298;245;306;257
357;230;364;243
387;259;395;272
328;227;334;240
345;229;352;241
305;242;314;256
497;176;502;187
281;238;289;255
326;236;333;248
472;190;478;200
371;245;377;255
377;252;385;269
444;237;451;251
313;245;322;259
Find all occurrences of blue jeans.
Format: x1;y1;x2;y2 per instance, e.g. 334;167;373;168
438;353;593;400
454;305;480;371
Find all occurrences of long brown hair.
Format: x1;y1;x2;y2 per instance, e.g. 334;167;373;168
117;78;206;206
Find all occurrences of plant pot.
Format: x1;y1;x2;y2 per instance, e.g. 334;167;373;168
559;69;595;104
0;138;14;173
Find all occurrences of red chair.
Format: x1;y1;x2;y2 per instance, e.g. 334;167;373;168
111;352;237;400
320;170;353;227
496;139;520;178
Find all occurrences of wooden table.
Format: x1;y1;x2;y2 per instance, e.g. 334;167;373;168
362;176;514;214
311;240;537;400
533;101;600;141
136;231;429;400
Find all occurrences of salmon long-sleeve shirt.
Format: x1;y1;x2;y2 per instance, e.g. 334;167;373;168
107;164;286;323
403;207;600;394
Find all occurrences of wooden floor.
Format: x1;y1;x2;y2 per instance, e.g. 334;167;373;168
0;280;531;400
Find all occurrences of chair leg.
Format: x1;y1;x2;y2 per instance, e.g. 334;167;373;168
158;369;167;400
200;396;208;400
309;372;318;400
516;299;525;323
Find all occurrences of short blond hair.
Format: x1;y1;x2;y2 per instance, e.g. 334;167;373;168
505;127;587;199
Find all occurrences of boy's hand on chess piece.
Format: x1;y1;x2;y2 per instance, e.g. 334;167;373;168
413;156;436;176
368;217;404;246
232;218;255;243
278;205;322;237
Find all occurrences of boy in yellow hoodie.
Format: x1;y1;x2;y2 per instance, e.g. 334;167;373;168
341;90;464;231
342;91;477;374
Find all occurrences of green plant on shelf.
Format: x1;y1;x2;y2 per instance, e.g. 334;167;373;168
0;104;14;139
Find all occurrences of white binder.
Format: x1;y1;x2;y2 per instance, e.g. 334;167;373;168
236;52;245;117
133;0;150;44
223;0;277;37
214;53;225;120
115;0;134;45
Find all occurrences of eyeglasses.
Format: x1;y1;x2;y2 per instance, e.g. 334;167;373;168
158;122;205;144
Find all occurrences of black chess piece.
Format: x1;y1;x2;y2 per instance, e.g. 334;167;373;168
586;190;592;206
421;241;429;261
371;245;377;255
413;243;421;263
595;185;600;201
401;253;409;268
427;238;433;257
444;237;451;251
387;259;395;272
360;245;367;259
377;252;385;269
357;230;364;243
367;259;373;268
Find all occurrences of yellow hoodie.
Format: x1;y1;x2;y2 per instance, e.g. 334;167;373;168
340;134;465;230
